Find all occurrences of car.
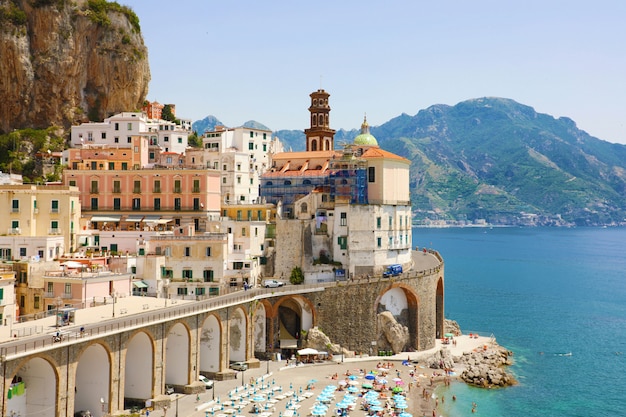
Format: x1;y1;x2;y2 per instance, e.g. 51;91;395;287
229;361;248;371
165;385;174;395
199;375;214;389
263;279;284;288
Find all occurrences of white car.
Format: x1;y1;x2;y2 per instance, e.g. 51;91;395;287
230;361;248;371
263;279;284;288
199;375;214;389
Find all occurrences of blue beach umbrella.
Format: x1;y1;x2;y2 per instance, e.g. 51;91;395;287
348;375;358;380
364;374;376;380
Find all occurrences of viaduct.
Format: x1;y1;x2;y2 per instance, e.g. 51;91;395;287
0;250;443;417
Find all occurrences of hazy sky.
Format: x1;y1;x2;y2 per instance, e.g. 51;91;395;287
123;0;626;144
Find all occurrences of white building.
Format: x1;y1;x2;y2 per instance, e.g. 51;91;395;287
70;112;189;154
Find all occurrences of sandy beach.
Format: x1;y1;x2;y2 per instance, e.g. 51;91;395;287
159;334;493;417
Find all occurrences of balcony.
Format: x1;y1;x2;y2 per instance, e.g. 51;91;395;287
48;228;62;235
8;228;21;235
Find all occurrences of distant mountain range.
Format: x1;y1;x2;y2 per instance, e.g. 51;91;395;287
193;98;626;226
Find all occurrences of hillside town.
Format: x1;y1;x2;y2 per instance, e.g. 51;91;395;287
0;89;413;340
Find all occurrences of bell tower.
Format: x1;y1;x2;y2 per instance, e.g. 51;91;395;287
304;89;336;152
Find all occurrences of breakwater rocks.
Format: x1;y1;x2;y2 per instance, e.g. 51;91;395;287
457;345;516;387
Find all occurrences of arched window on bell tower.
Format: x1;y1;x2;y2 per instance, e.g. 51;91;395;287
305;89;335;151
311;140;318;151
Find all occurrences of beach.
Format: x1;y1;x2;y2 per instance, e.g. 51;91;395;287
157;334;494;417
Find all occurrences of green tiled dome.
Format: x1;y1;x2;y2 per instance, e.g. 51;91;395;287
354;115;378;146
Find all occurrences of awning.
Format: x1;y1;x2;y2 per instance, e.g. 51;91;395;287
132;281;148;288
297;348;319;355
143;215;161;221
90;215;121;222
125;215;144;222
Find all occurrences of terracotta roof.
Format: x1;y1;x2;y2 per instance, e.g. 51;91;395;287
262;170;330;178
360;147;410;162
272;150;341;160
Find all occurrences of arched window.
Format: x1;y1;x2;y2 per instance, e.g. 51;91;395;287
303;179;312;185
284;180;292;185
266;181;273;186
341;179;348;184
311;140;317;151
312;114;317;127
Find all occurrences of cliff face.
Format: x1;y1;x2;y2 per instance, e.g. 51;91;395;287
0;0;150;133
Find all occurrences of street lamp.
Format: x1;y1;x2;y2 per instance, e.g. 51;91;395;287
212;380;215;400
241;368;245;386
175;394;180;417
111;291;117;318
55;296;62;329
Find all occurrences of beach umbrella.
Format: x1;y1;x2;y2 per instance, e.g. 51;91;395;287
399;413;412;417
395;403;408;410
347;380;359;386
252;396;265;402
364;374;376;380
377;378;388;384
348;375;358;380
367;399;381;406
347;386;359;393
392;378;402;383
362;383;373;389
392;387;403;393
370;406;383;412
338;380;348;386
309;379;318;384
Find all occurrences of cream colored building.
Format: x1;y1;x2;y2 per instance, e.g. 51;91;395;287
0;266;16;339
0;184;81;259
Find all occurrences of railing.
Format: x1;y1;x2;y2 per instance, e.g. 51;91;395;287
0;249;443;361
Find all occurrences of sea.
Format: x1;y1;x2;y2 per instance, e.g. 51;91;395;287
411;226;626;417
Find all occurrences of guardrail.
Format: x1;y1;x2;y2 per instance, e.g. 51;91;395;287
0;250;442;361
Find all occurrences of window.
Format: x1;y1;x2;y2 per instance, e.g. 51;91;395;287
153;180;161;193
237;176;241;184
133;180;141;193
193;179;200;193
121;162;128;170
177;287;188;295
184;247;191;257
174;198;181;211
237;210;242;221
114;137;119;143
389;216;393;228
91;198;98;210
338;236;347;250
114;122;119;131
377;237;382;248
20;247;26;257
203;270;214;282
132;198;141;210
242;228;246;237
376;217;381;229
127;137;132;143
249;142;254;150
177;137;182;144
193;198;200;211
368;167;376;182
249;131;254;138
51;200;59;213
64;283;71;294
154;198;161;210
101;132;106;139
174;180;181;193
340;212;347;226
113;198;121;210
50;220;59;233
34;296;40;309
263;143;267;152
69;180;76;186
233;262;244;270
47;282;53;293
182;269;193;280
127;122;132;130
195;287;205;296
205;247;212;257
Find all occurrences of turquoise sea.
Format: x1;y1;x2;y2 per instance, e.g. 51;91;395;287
411;227;626;417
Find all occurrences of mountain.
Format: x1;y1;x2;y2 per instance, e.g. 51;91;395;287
191;118;270;135
197;97;626;226
0;0;150;133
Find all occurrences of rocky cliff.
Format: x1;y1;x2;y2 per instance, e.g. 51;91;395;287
0;0;150;133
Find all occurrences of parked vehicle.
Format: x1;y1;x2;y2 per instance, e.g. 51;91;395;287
165;385;174;395
229;361;248;371
382;264;403;278
199;375;214;389
263;279;284;288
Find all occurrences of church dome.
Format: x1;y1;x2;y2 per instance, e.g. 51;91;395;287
353;115;378;146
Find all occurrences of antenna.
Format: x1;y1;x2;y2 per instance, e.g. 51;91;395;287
320;75;323;89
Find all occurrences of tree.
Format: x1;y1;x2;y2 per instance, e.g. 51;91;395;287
162;105;176;122
289;266;304;285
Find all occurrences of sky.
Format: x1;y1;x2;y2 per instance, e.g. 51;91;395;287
123;0;626;144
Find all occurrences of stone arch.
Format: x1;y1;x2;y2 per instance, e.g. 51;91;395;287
436;276;444;339
165;322;191;386
8;355;58;417
124;330;155;404
229;306;248;362
199;313;222;376
272;295;316;353
374;283;420;352
75;342;112;416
